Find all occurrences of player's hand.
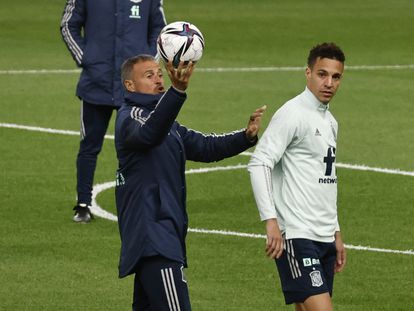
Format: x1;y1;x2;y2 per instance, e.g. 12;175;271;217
334;231;346;273
246;105;267;141
165;61;195;92
265;218;284;259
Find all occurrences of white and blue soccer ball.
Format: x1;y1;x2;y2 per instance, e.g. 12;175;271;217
157;21;205;68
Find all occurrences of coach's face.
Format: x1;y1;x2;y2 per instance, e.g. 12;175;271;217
306;57;344;104
125;60;165;94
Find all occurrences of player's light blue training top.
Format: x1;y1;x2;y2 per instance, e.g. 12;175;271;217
248;87;340;243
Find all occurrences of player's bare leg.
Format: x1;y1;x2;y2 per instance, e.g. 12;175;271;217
294;293;333;311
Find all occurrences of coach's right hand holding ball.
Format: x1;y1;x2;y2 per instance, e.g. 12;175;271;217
165;60;195;92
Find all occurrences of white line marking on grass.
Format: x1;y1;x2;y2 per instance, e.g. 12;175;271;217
2;122;414;177
91;179;414;256
0;122;115;139
0;69;81;74
91;181;118;222
2;121;411;256
1;64;414;75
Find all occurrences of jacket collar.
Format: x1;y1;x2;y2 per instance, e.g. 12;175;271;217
124;91;164;110
303;87;329;111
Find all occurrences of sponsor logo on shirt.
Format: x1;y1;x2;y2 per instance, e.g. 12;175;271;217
319;177;337;184
130;5;141;19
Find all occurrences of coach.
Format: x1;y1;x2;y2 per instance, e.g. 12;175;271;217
115;54;266;310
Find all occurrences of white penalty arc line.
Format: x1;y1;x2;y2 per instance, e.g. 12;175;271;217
91;174;414;256
1;64;414;75
2;122;414;177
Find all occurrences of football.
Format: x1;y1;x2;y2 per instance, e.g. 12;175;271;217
157;21;205;68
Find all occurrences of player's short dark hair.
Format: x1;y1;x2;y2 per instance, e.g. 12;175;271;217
121;54;157;82
307;43;345;68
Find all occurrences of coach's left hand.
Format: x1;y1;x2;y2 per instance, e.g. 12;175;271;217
246;105;267;141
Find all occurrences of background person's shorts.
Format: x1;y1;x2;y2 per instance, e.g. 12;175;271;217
275;238;336;304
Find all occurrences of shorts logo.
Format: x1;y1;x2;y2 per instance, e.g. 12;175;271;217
303;258;312;267
309;270;323;287
303;258;320;267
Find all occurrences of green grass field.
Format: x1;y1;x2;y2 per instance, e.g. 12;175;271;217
1;0;413;310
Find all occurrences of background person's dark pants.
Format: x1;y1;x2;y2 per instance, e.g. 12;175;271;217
133;256;192;311
76;101;116;205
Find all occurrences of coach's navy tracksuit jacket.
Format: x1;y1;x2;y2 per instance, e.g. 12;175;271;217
115;87;256;277
60;0;166;106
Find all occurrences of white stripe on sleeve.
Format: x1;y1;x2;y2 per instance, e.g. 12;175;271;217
61;0;83;64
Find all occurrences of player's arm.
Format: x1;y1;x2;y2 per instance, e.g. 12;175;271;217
334;231;346;272
120;62;194;148
60;0;86;66
248;163;284;259
248;106;298;259
265;218;284;259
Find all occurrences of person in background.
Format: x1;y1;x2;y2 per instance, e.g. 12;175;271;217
60;0;166;222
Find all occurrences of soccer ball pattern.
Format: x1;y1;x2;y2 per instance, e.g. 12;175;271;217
157;21;205;68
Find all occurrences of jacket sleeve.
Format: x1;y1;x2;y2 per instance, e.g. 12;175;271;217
60;0;86;66
148;0;167;55
120;87;187;149
178;126;257;163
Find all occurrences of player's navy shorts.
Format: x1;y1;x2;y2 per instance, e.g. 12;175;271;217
133;255;191;311
275;238;336;304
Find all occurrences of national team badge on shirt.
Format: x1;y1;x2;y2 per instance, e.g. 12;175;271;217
309;270;323;287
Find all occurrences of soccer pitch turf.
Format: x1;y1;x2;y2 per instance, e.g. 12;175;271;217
1;0;413;310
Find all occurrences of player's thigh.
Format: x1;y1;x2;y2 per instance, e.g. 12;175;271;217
297;292;333;311
135;256;191;311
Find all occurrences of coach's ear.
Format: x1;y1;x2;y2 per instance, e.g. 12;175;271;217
124;80;135;92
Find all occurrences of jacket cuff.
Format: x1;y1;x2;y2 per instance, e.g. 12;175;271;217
170;86;187;96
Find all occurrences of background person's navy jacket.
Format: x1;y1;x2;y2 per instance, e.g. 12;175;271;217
115;87;257;278
60;0;166;106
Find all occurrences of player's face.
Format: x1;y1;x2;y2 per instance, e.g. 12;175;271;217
125;61;165;94
306;57;344;104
